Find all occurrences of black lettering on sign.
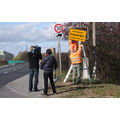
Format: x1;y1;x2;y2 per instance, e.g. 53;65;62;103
72;31;84;34
70;33;84;37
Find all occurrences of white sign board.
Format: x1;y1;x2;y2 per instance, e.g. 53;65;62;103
54;33;63;39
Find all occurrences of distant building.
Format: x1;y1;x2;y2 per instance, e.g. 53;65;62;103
0;50;14;61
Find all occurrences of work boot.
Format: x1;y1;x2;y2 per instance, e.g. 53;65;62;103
73;79;77;84
29;89;32;92
53;90;57;95
34;88;39;92
78;80;81;84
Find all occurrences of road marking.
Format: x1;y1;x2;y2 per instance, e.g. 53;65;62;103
13;69;17;71
3;72;8;74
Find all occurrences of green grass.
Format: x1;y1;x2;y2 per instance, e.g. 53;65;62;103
49;70;120;98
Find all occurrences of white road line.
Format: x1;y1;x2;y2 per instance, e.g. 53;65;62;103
3;72;8;74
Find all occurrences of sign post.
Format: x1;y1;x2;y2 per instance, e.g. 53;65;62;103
54;24;63;76
58;38;62;76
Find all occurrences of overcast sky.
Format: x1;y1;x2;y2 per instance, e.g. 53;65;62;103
0;22;69;56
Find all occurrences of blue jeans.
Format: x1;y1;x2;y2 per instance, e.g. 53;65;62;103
29;69;39;91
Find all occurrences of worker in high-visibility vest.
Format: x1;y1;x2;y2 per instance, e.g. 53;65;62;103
70;42;82;84
69;40;78;52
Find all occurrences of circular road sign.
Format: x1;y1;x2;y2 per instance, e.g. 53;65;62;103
54;24;63;33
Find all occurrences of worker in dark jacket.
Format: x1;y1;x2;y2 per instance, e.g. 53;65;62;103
40;49;57;96
27;46;42;92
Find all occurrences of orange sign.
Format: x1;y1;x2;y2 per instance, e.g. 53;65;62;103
69;29;86;42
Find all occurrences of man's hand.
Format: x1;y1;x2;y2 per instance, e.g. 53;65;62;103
39;60;42;64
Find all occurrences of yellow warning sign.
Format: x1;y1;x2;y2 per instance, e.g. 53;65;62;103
69;29;87;42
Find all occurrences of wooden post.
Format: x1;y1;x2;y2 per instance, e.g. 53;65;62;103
92;22;97;79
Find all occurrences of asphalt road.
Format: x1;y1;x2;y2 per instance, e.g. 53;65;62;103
0;63;29;98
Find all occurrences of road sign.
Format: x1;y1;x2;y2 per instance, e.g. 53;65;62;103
69;28;87;42
54;33;63;39
54;24;63;33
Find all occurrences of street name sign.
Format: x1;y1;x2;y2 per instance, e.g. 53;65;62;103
69;28;87;42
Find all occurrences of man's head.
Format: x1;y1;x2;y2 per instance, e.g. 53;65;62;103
30;46;34;52
46;49;52;55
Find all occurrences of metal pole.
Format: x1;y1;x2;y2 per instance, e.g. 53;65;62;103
81;44;91;84
92;22;97;79
58;39;62;76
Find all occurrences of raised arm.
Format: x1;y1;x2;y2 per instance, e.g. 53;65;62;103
78;42;82;52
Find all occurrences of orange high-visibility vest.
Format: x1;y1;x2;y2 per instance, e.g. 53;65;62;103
70;44;82;64
69;40;78;52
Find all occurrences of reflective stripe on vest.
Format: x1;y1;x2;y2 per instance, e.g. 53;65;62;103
72;56;80;61
71;57;81;64
70;50;82;64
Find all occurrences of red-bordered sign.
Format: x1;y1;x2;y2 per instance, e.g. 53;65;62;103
54;24;63;33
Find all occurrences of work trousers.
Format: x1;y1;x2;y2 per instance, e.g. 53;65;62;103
72;64;81;83
43;72;56;95
29;69;39;91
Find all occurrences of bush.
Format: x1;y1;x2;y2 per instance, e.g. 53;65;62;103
56;52;70;70
13;51;28;61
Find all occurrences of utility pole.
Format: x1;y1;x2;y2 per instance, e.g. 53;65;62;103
92;22;96;79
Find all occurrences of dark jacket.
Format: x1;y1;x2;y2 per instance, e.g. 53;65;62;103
40;55;57;72
27;52;42;69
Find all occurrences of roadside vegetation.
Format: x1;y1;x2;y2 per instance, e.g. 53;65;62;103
48;71;120;98
47;22;120;98
63;22;120;83
13;51;28;61
0;60;7;67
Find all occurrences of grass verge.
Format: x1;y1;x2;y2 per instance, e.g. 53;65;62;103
47;70;120;98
